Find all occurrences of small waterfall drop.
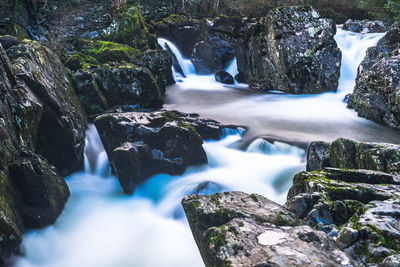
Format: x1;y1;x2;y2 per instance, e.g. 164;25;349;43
84;124;111;177
158;38;247;89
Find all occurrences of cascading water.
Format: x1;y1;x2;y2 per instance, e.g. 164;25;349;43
158;38;247;89
164;28;400;144
11;125;305;267
10;28;400;267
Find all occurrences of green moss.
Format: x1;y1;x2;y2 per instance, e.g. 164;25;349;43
73;39;140;65
102;3;156;50
177;121;198;135
249;194;259;202
63;52;100;71
210;194;221;205
161;110;178;121
191;200;200;209
1;23;29;40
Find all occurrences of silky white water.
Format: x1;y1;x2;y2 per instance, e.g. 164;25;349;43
11;125;304;267
11;28;399;267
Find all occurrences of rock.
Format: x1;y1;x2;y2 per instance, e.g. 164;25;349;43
337;227;359;249
214;70;234;85
370;246;391;259
136;49;174;94
382;254;400;267
191;40;235;75
348;22;400;129
306;138;400;175
343;19;363;33
71;70;109;116
285;193;320;219
94;63;163;109
0;41;73;263
362;20;390;33
237;6;341;94
94;110;225;194
9;151;70;228
7;40;87;176
0;35;19;50
182;192;352;267
306;141;331;171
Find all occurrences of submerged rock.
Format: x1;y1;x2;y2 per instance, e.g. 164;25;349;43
182;191;352;266
348;22;400;129
237;6;341;94
343;19;363;33
214;70;234;84
94;110;229;194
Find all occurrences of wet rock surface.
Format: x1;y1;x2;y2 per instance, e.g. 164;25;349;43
348;22;400;129
0;40;77;262
237;6;341;94
182;191;352;267
94;110;233;194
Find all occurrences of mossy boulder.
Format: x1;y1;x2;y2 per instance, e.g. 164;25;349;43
0;23;29;41
182;192;352;266
102;3;157;50
63;52;99;72
72;39;141;66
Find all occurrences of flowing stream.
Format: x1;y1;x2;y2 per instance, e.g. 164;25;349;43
11;28;400;267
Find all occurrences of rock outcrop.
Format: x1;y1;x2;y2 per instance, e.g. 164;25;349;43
0;39;78;263
237;6;342;94
182;191;352;267
94;110;231;194
306;138;400;174
348;22;400;129
286;137;400;265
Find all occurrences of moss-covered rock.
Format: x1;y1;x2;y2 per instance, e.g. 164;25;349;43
72;39;141;65
182;191;352;266
0;23;29;41
63;52;100;72
102;3;157;50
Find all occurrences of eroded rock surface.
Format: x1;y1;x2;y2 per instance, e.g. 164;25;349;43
182;192;352;267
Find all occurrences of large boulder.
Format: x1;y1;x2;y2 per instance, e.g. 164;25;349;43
348;22;400;129
343;19;363;33
237;6;341;94
7;40;88;176
214;70;234;84
182;191;352;267
94;110;227;194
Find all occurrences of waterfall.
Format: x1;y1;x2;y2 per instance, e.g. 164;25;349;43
157;38;246;88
